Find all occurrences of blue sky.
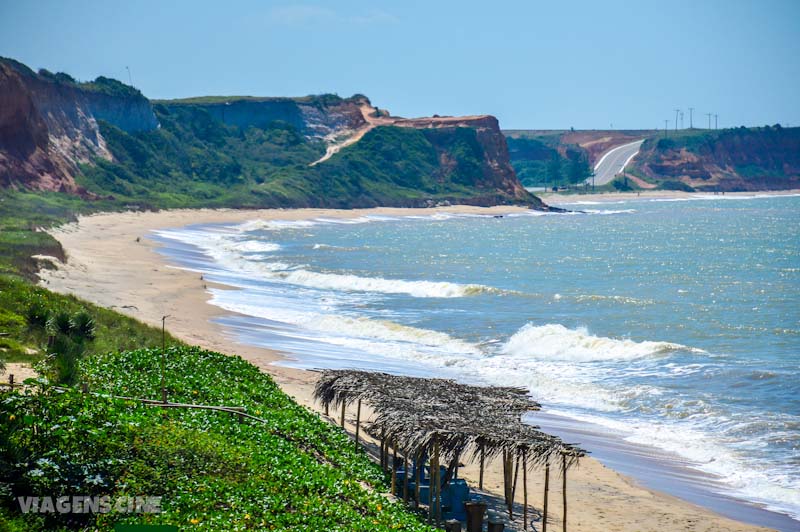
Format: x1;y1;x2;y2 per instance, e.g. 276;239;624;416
1;0;798;129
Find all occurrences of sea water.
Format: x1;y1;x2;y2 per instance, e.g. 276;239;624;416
154;194;800;529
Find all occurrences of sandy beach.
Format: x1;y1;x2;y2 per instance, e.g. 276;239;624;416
541;189;800;205
35;204;779;532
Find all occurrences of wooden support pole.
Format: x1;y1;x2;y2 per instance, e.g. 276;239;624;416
324;401;329;417
339;399;345;428
354;398;361;450
479;443;485;490
391;439;397;496
415;450;421;509
433;435;441;526
510;453;520;519
523;451;529;531
562;454;568;532
542;463;550;532
428;441;434;523
502;451;509;504
403;451;409;502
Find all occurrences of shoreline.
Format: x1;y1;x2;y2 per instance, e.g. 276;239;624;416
540;188;800;205
37;205;785;532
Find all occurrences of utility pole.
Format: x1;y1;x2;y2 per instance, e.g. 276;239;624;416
664;119;669;138
714;114;718;129
689;107;694;129
674;109;680;131
706;113;712;130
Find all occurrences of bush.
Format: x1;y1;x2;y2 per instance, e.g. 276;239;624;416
659;180;695;192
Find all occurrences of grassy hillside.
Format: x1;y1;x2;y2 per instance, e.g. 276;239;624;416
0;346;434;531
77;104;529;209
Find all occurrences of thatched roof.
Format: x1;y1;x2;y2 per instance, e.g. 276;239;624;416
314;370;585;470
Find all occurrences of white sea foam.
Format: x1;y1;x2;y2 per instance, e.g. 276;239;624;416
500;323;691;362
156;227;497;298
276;269;496;298
544;408;800;520
234;240;281;253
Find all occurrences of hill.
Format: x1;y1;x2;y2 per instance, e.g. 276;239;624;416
0;58;542;210
504;128;800;191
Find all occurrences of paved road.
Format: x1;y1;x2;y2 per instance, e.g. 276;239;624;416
588;139;645;185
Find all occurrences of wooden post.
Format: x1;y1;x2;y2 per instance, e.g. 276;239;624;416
523;451;528;531
562;454;568;532
433;435;441;526
502;451;509;504
428;441;434;523
391;439;397;496
9;374;14;387
403;451;409;502
324;401;329;416
415;450;421;509
339;399;345;428
479;443;485;490
354;398;361;450
542;463;550;532
510;453;520;519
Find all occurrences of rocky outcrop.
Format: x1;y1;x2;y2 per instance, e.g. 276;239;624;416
0;58;157;191
633;126;800;191
161;94;368;141
395;115;530;202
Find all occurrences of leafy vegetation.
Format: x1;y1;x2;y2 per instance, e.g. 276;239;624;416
506;136;590;187
77;104;510;209
0;346;435;531
0;275;177;366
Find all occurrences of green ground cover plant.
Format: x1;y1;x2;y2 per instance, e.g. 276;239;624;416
0;346;435;531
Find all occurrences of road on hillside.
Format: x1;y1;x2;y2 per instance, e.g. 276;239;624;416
588;139;645;185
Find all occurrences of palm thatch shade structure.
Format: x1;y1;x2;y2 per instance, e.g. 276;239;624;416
314;370;586;528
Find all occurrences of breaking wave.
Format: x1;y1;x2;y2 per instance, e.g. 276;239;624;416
500;323;695;362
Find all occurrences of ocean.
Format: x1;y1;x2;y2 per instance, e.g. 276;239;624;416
153;194;800;530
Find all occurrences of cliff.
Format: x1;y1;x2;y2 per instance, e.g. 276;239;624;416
0;57;539;209
631;126;800;191
394;115;529;202
161;94;368;141
0;58;158;192
505;127;800;191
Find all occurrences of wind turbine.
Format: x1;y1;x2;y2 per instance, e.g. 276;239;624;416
675;109;680;131
706;113;712;130
689;107;694;129
714;114;718;129
680;111;684;129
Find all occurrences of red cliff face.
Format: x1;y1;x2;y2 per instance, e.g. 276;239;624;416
0;62;73;191
394;115;531;203
0;59;157;192
632;127;800;191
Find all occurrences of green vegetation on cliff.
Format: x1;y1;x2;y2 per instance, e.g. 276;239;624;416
78;104;523;208
506;136;590;187
632;125;800;191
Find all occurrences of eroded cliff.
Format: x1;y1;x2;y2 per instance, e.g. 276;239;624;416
0;58;158;192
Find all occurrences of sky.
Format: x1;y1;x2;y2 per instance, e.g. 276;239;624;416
1;0;798;130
